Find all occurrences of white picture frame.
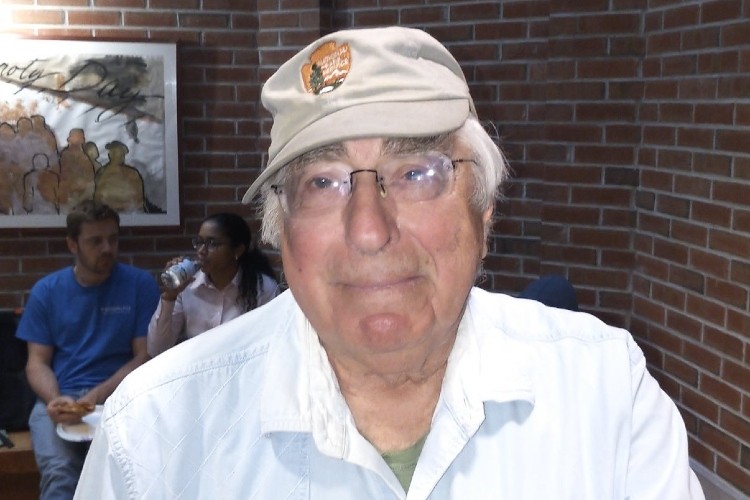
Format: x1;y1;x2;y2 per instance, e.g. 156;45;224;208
0;39;179;227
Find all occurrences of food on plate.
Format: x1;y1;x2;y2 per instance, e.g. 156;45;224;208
58;401;96;416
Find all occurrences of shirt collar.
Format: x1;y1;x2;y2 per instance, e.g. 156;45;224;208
260;302;350;454
190;269;241;290
440;288;536;429
259;288;537;450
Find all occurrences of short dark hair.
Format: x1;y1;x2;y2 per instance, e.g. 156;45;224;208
66;200;120;240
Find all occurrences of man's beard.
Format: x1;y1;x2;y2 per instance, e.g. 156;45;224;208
81;253;115;275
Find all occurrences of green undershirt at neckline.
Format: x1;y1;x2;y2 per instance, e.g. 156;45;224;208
381;434;428;493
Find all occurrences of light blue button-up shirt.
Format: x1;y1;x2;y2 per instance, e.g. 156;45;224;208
75;288;704;499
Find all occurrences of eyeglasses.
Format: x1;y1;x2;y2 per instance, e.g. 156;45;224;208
191;237;229;251
271;152;475;217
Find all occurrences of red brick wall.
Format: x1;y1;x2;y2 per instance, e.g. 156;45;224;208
634;0;750;492
1;0;749;493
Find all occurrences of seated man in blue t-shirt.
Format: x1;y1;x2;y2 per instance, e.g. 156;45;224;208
15;200;160;500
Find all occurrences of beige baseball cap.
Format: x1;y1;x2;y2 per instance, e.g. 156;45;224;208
241;26;477;203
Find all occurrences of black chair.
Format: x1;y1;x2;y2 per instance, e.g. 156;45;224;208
0;310;36;431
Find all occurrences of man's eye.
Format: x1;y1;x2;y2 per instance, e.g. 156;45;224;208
394;160;435;184
402;168;431;182
309;176;339;190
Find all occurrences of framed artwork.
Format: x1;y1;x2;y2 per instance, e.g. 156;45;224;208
0;39;179;228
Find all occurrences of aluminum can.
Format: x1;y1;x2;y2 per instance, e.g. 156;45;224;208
160;259;200;289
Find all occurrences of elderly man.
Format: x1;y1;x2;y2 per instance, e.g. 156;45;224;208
75;27;704;499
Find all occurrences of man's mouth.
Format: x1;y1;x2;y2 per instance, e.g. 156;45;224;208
338;275;420;291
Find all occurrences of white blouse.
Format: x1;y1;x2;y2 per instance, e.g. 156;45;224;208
146;270;277;356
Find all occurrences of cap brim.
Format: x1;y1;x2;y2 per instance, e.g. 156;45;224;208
241;98;471;204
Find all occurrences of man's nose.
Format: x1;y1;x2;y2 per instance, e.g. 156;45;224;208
344;171;397;254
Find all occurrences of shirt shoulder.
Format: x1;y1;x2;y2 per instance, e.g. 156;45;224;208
16;267;76;342
108;263;160;301
29;266;75;294
112;263;157;285
469;287;631;345
108;290;295;412
463;288;646;409
257;273;279;305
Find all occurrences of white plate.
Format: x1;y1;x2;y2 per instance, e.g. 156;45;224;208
56;405;104;442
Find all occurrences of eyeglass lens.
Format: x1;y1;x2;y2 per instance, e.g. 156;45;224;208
281;152;463;215
192;237;224;250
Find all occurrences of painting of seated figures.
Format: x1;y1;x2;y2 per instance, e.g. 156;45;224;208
0;39;178;227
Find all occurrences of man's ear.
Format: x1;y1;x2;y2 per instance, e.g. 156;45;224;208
481;205;494;259
66;236;77;254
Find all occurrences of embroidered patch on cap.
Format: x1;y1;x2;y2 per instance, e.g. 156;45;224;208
301;41;351;95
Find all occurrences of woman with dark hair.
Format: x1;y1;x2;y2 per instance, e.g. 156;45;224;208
147;213;278;356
